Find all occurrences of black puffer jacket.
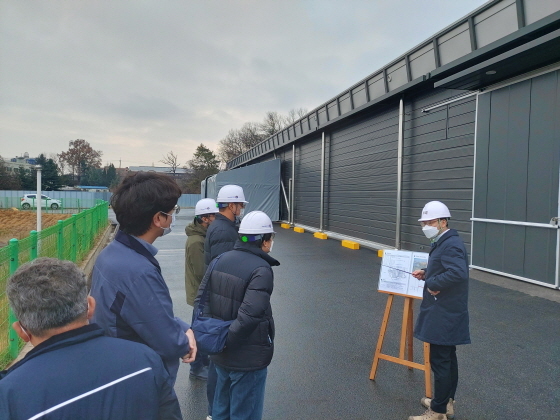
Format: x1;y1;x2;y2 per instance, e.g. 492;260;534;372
197;240;280;371
204;213;238;266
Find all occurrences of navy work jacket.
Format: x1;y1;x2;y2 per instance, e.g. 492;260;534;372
204;213;238;266
414;229;471;346
90;230;190;385
0;324;182;420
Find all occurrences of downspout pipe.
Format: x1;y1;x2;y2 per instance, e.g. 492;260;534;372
395;98;404;250
320;132;325;232
291;145;295;226
203;174;213;198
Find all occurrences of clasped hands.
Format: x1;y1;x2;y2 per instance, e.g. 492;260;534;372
181;329;197;363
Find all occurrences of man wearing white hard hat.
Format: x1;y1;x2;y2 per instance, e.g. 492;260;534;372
185;198;220;381
409;201;470;420
204;184;248;266
195;211;279;420
203;184;248;419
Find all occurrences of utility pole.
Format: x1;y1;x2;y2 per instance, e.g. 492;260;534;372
35;165;42;233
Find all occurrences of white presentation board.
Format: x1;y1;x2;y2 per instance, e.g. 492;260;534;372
378;250;429;298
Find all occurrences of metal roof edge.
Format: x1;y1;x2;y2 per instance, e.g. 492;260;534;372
226;5;560;170
227;76;427;169
429;10;560;80
434;28;560;89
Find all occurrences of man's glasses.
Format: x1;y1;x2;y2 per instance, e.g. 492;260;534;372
161;205;180;216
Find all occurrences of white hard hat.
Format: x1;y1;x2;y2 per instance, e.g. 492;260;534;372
238;211;275;235
216;185;248;203
195;198;219;216
418;201;451;221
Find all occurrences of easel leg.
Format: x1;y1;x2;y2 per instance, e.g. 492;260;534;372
407;299;414;369
424;342;432;398
370;294;394;380
399;298;411;360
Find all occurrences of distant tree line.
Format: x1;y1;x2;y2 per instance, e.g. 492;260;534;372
157;108;308;194
0;139;119;191
2;108;308;193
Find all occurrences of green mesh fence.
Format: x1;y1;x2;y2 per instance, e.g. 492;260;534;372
0;201;109;369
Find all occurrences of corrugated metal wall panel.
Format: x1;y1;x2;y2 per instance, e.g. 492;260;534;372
327;106;399;245
472;70;560;285
401;89;477;253
294;136;322;228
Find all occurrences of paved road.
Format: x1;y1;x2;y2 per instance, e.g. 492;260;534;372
151;209;560;420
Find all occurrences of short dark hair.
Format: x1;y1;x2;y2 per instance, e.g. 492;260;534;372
7;258;88;337
111;172;182;236
238;232;273;248
195;214;214;224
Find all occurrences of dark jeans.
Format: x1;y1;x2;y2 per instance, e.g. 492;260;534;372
207;361;217;416
430;344;458;414
190;349;210;374
212;365;267;420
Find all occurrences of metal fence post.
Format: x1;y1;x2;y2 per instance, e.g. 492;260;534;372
71;214;77;262
93;207;98;240
8;239;20;358
57;220;64;260
30;230;38;260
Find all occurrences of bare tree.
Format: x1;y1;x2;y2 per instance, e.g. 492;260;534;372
239;122;266;149
217;123;266;163
284;107;308;125
259;111;285;138
160;151;180;175
217;108;309;164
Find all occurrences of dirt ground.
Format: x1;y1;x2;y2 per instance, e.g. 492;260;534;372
0;208;72;248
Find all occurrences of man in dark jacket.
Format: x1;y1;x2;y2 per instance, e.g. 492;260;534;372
197;211;279;420
90;172;196;388
186;198;220;306
203;184;248;418
0;258;182;420
186;198;219;380
409;201;470;420
204;184;248;266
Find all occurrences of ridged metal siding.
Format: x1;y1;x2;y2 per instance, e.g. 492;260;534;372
401;90;477;253
294;136;322;228
473;70;560;284
327;106;399;245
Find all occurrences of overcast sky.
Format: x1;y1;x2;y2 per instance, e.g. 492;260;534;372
1;0;488;168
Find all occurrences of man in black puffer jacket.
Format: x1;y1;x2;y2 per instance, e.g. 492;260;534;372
196;211;279;420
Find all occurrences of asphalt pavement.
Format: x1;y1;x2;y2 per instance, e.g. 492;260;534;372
151;208;560;420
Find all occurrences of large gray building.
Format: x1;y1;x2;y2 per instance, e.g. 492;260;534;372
224;0;560;289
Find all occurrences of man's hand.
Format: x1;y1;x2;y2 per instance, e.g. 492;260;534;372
181;329;197;363
427;288;440;296
412;270;425;280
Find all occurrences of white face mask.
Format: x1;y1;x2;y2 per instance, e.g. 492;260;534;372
161;211;176;236
268;240;274;252
422;224;440;239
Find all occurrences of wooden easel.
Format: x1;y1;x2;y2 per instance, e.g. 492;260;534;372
369;292;432;398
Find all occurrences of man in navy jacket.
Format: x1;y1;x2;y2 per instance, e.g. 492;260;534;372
409;201;470;420
90;172;196;387
0;258;182;420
